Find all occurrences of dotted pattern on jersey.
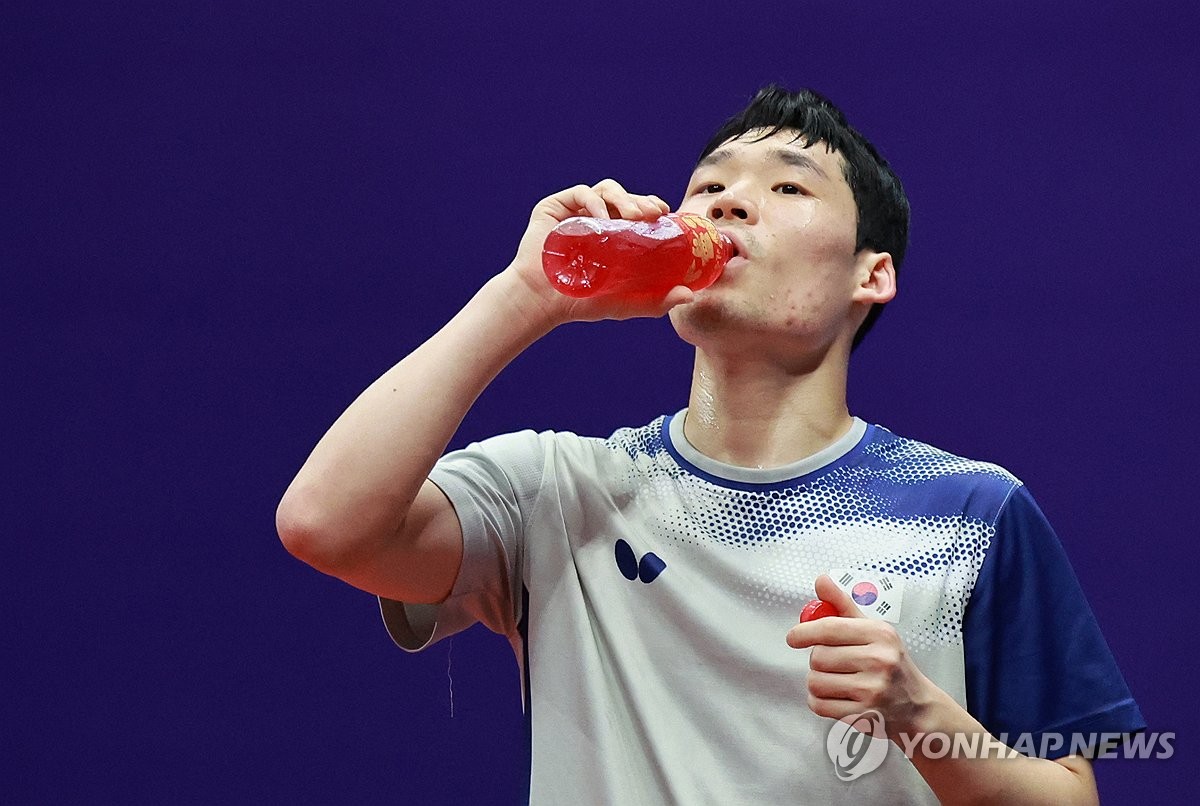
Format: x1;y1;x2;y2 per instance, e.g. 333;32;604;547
604;418;1019;651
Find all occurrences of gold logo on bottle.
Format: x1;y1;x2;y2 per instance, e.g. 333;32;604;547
677;214;720;283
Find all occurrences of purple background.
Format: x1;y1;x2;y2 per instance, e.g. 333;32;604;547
5;1;1196;802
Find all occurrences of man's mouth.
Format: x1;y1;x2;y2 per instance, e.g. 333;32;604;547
720;230;747;260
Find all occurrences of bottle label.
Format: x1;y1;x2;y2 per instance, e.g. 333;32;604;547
674;213;721;282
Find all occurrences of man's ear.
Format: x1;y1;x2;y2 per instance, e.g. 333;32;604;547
852;251;896;306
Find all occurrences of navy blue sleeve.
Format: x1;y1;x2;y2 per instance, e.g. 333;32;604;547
962;484;1145;758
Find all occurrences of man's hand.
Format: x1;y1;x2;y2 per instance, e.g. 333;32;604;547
787;576;1100;805
504;179;698;327
785;573;937;740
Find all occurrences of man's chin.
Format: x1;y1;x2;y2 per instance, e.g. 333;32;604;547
668;293;745;341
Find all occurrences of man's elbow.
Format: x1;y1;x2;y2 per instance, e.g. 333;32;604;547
275;487;365;575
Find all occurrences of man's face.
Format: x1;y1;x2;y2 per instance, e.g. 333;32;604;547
670;128;887;358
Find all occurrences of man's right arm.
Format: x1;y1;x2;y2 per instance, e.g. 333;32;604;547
275;182;685;605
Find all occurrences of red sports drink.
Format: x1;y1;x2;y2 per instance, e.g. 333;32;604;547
541;213;733;299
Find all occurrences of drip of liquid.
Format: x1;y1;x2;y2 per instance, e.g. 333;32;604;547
446;637;455;718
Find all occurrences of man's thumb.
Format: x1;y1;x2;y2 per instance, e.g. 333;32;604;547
814;573;866;618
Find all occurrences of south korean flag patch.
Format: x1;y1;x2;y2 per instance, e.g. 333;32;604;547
828;569;905;624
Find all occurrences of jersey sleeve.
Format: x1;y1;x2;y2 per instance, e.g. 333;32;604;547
377;429;547;652
962;484;1145;758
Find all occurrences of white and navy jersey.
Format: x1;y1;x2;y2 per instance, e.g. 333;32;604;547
379;411;1144;805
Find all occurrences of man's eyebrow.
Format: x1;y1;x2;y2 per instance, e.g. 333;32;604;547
694;149;732;171
769;148;829;180
694;146;830;180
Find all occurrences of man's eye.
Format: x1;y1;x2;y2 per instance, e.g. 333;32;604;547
698;183;724;194
775;183;803;195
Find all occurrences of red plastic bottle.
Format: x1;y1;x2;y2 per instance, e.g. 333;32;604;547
541;213;733;299
799;599;838;622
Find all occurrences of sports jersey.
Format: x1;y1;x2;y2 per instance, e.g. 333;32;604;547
379;411;1144;804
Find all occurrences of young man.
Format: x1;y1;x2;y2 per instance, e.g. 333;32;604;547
277;87;1144;804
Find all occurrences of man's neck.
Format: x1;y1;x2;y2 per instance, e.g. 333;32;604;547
681;347;854;469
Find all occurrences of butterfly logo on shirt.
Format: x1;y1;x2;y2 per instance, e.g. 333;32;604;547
614;538;666;583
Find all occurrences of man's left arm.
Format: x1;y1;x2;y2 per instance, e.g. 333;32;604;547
787;575;1098;806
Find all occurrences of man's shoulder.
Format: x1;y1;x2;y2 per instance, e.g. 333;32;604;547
866;424;1021;482
459;415;668;468
860;424;1023;518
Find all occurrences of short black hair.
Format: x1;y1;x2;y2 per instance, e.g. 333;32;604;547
698;85;910;349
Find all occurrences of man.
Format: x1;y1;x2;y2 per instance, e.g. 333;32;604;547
277;86;1144;803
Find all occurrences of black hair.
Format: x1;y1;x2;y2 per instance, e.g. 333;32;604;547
698;85;910;350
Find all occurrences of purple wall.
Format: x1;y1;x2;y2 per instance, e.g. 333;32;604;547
6;1;1195;801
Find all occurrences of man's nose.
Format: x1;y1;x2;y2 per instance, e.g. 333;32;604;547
707;191;759;224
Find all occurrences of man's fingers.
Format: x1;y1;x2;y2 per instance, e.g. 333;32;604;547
809;644;866;674
807;693;874;722
581;184;615;219
535;185;610;220
597;285;695;322
634;197;662;217
591;179;664;221
807;669;872;703
659;285;696;312
537;181;668;225
786;617;875;649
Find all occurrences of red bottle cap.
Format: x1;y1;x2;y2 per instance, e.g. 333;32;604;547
799;599;838;622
